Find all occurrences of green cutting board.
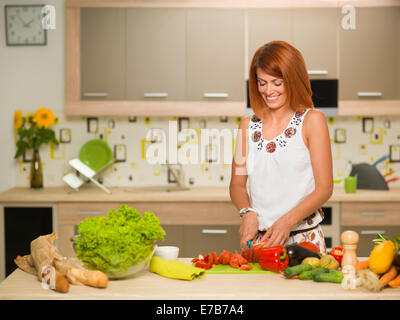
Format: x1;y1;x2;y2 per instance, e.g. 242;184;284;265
205;263;277;274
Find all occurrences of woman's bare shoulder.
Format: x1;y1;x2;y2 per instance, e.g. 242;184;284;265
238;114;252;129
303;109;327;129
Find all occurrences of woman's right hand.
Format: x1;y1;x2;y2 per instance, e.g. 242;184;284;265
239;212;259;250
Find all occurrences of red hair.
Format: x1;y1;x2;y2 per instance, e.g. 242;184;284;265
249;41;313;117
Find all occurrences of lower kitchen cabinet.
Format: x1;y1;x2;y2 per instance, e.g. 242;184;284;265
341;202;400;257
58;202;241;258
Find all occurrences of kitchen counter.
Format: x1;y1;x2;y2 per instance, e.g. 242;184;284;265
0;258;399;300
0;186;400;203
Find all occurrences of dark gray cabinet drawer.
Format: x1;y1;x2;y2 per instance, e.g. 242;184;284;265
158;225;184;248
183;225;240;257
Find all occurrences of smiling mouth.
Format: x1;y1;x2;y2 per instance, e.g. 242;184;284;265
266;94;280;101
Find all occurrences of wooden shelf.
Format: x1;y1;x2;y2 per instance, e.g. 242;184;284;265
66;0;400;8
338;100;400;116
65;100;246;117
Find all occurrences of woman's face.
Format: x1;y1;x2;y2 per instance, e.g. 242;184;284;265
256;68;287;110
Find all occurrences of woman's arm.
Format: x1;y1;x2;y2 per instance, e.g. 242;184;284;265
229;116;259;249
261;109;333;246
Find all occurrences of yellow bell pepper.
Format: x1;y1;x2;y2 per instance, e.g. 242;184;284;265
368;240;396;275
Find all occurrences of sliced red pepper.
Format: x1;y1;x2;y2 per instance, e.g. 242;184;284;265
329;246;344;265
251;241;267;262
259;245;289;272
191;254;204;263
195;260;212;270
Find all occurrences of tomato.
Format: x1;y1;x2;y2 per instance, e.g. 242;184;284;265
229;255;239;269
298;242;319;254
240;264;253;271
212;252;218;265
219;250;231;265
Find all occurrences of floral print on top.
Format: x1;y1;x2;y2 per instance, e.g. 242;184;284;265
249;110;307;154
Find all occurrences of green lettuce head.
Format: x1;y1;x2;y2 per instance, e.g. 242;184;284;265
75;205;165;276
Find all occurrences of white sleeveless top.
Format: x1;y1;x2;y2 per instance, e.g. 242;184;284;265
246;108;323;232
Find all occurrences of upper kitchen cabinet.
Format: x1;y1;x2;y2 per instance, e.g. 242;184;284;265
339;7;400;101
292;8;338;79
185;9;245;101
247;9;293;69
126;8;185;101
81;8;126;100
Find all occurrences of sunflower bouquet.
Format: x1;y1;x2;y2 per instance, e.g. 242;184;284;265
14;107;59;159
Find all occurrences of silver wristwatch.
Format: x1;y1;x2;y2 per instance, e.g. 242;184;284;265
239;207;257;218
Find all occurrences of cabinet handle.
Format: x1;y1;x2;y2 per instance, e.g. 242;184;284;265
201;229;228;234
360;211;385;216
203;93;229;98
77;211;103;215
83;92;109;97
360;230;386;235
307;70;328;75
143;93;168;98
357;92;382;97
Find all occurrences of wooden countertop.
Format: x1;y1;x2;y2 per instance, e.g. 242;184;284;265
0;258;399;300
0;186;400;203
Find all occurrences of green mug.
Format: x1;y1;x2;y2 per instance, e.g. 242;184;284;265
344;176;357;193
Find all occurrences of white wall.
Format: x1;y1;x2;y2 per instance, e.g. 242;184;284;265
0;0;65;192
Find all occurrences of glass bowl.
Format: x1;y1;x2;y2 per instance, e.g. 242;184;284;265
70;235;155;279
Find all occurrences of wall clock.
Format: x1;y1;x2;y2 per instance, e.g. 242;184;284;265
5;4;47;46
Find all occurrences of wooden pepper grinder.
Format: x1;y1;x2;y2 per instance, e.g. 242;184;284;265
341;230;359;267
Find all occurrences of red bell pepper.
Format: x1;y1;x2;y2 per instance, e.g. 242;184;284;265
329;246;344;265
259;245;289;272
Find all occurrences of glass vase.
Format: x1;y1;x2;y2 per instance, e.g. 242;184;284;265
30;149;43;189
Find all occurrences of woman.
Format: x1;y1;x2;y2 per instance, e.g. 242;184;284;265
230;41;333;254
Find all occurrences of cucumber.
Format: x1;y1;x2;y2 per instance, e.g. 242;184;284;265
312;269;344;283
299;267;329;280
283;263;312;277
299;270;314;280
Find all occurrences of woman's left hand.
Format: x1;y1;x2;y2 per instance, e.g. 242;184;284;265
260;216;292;247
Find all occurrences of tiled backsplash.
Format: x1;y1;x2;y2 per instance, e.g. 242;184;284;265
14;114;400;189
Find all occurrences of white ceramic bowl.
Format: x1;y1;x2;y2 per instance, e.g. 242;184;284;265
154;245;179;260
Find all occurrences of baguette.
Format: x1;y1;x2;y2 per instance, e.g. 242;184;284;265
70;268;108;288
